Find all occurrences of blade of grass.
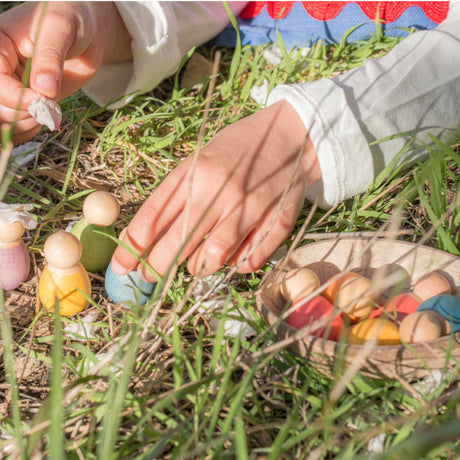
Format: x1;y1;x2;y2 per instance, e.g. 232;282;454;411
47;302;65;458
0;288;26;459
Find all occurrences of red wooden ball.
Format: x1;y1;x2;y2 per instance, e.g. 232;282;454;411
288;295;345;341
369;292;421;323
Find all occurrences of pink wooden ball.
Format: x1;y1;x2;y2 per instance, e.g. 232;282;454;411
399;310;450;343
413;272;452;302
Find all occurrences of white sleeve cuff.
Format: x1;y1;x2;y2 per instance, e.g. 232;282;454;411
266;2;460;209
267;79;374;209
83;1;247;109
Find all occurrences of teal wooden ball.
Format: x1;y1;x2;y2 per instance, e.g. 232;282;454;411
105;263;155;306
417;294;460;333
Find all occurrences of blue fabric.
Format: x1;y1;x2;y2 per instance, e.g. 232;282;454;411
213;2;439;48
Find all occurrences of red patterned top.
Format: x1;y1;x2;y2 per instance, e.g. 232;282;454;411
240;1;449;24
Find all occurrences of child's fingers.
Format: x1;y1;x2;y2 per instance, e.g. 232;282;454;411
12;124;41;144
138;200;222;282
11;117;41;134
186;211;253;276
0;106;33;123
0;32;39;112
29;12;76;98
0;74;38;110
231;192;305;273
111;165;189;275
0;30;20;72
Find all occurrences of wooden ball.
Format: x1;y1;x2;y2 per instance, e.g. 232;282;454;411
399;311;450;343
417;294;460;333
105;263;155;306
0;221;25;244
369;293;421;323
280;267;320;303
348;318;401;346
413;272;452;301
336;275;377;322
44;232;81;270
83;191;120;227
322;271;359;304
288;295;345;341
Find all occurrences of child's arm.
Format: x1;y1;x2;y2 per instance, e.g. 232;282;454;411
1;1;246;143
0;1;131;143
111;4;460;279
82;2;247;108
265;3;460;209
111;100;322;280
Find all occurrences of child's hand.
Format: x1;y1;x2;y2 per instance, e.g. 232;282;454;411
111;100;322;280
0;1;131;143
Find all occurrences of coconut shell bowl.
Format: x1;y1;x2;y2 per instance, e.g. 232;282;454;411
256;237;460;381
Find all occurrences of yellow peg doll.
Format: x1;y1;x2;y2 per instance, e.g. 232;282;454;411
39;231;91;316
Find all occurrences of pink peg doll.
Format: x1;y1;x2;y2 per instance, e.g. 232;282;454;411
0;203;37;290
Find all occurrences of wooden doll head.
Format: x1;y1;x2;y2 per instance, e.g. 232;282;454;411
0;220;25;244
83;191;120;227
44;231;82;270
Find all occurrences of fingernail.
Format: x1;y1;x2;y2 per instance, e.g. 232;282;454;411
110;258;130;276
137;264;157;284
35;74;59;96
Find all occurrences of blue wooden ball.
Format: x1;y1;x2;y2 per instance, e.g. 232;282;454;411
417;294;460;333
105;263;155;306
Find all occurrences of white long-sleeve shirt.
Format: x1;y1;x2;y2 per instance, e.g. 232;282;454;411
83;1;460;209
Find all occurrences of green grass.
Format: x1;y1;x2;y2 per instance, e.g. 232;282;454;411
1;22;460;460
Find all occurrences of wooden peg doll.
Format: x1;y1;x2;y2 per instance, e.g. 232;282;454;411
38;231;91;316
71;191;120;272
0;203;37;290
0;220;30;290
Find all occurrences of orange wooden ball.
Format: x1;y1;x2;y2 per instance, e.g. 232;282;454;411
0;221;25;244
44;232;82;270
348;318;401;346
322;271;360;304
83;191;120;227
399;311;450;343
335;275;377;322
280;267;320;303
413;272;452;302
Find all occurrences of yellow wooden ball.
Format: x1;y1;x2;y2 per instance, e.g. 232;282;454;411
348;318;401;346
